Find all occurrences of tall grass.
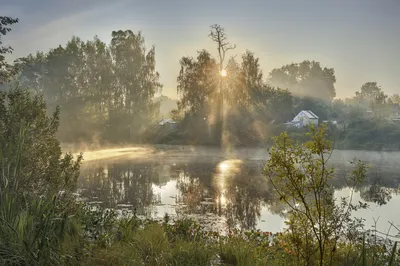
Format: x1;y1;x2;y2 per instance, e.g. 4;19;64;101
0;126;83;265
0;194;82;265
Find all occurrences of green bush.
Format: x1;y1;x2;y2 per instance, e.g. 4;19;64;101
0;86;82;199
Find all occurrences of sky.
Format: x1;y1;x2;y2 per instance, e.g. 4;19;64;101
3;0;400;99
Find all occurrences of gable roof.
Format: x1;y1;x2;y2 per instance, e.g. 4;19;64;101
305;110;318;119
298;110;318;119
159;118;177;125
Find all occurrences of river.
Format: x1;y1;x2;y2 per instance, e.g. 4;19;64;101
75;146;400;237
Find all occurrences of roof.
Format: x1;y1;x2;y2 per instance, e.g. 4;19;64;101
158;118;177;125
301;110;318;119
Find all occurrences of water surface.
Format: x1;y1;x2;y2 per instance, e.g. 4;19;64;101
77;146;400;235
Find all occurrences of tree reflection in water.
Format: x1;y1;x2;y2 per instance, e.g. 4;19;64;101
173;159;275;230
78;155;399;231
78;159;162;216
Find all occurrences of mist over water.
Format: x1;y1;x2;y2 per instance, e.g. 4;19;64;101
3;3;400;264
77;146;400;234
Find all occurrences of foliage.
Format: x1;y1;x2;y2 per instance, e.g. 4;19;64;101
389;94;400;104
17;31;161;144
5;21;399;149
355;82;387;104
264;125;369;265
0;86;82;198
335;119;400;150
174;43;294;146
355;82;389;119
0;84;84;265
268;60;336;102
0;16;19;84
175;50;219;144
177;50;218;115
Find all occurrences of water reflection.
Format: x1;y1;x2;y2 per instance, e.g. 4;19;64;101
78;160;162;216
78;148;400;232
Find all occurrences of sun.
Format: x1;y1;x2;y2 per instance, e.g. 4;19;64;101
218;161;229;172
220;69;227;77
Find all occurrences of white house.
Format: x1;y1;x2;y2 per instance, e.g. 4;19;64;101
285;110;319;128
158;118;176;126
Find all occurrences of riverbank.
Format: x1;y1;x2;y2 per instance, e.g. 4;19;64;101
72;209;400;265
41;205;400;265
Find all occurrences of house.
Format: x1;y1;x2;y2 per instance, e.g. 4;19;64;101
285;110;319;128
159;118;176;125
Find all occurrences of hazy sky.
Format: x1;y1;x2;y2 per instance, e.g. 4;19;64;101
3;0;400;99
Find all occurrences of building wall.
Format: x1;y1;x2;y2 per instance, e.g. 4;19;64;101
307;118;318;126
293;112;318;127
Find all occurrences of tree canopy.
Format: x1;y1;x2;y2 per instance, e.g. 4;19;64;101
0;16;19;84
17;31;161;144
268;60;336;102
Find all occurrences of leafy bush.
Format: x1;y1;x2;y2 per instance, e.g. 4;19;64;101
0;86;82;199
264;125;370;265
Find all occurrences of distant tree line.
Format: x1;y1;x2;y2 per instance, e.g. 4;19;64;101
2;19;400;149
3;26;161;144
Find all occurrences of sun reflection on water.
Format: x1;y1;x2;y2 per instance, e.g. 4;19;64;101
215;159;243;207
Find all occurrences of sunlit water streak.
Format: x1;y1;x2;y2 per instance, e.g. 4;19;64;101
74;147;154;162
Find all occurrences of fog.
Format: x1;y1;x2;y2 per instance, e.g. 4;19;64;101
3;2;400;264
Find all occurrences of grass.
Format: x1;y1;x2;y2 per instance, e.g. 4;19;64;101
0;194;398;265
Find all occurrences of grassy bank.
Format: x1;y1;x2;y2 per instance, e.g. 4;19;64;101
1;198;398;266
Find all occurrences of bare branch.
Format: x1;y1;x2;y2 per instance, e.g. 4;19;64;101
224;44;236;52
209;24;236;69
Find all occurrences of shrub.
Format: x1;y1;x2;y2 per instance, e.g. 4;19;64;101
0;86;82;199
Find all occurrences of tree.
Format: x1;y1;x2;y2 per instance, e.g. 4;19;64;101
389;94;400;104
18;37;93;142
268;60;336;102
18;30;161;144
0;86;82;198
108;30;162;142
240;50;264;108
355;82;385;103
209;24;236;76
225;50;264;109
264;125;368;265
356;82;387;104
330;98;367;128
0;16;19;84
263;86;293;123
223;50;278;146
177;50;218;115
176;50;219;144
355;82;388;119
209;25;236;145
